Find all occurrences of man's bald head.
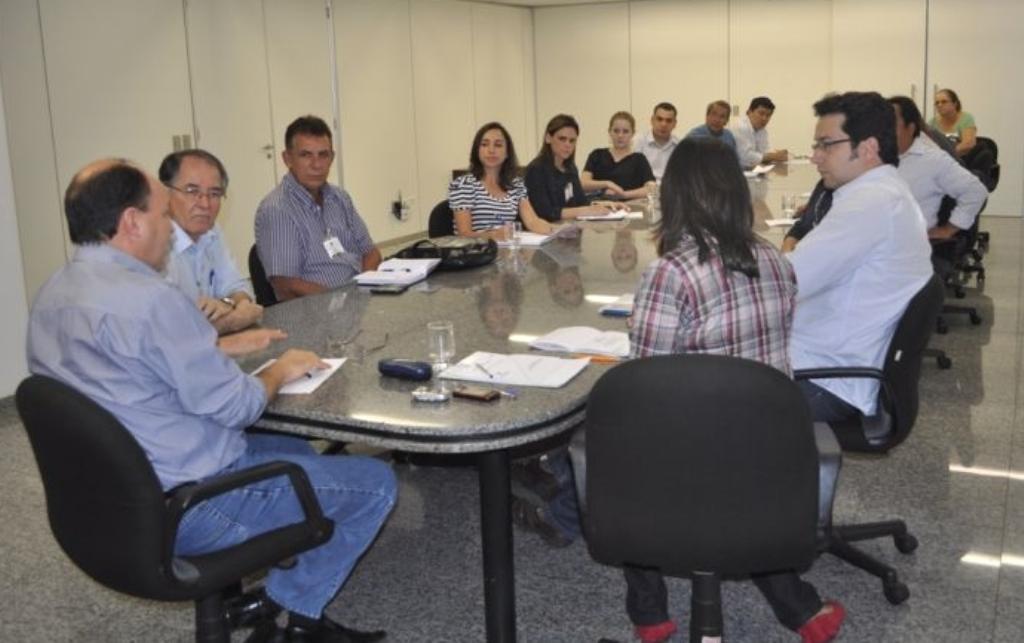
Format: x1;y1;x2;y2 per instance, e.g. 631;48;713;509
65;159;151;244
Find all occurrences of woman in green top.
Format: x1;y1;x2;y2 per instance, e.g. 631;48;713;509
930;88;977;157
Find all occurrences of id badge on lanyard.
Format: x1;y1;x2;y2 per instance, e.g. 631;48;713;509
323;231;345;259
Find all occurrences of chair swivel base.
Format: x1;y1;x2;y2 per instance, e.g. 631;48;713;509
826;520;917;605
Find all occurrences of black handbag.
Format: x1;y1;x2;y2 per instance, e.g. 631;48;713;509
390;236;498;270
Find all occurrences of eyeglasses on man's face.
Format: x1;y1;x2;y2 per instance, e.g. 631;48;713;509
167;184;225;202
810;137;851;152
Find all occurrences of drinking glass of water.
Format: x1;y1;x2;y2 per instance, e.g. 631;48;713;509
427;320;456;373
781;195;797;217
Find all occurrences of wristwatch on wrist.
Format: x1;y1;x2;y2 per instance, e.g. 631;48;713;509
220;297;237;309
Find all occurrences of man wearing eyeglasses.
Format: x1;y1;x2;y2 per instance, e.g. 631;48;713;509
787;92;932;423
160;149;264;337
255;115;381;302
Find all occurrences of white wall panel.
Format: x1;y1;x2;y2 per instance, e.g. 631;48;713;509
186;0;279;273
729;0;832;155
831;0;926;108
534;3;630;162
630;0;729;137
0;0;65;300
929;0;1024;217
38;0;193;199
0;75;30;396
410;0;478;223
334;0;419;238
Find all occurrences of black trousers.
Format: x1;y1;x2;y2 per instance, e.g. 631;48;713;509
624;566;822;632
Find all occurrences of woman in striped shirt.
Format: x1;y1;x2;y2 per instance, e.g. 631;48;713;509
449;122;553;240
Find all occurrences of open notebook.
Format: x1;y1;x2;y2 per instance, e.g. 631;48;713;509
529;326;630;358
355;258;441;287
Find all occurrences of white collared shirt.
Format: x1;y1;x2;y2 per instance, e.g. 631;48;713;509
633;130;679;181
898;136;988;230
164;221;253;302
788;164;932;415
731;114;770;169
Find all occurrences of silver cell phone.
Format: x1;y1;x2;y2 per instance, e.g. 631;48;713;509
411;386;451;403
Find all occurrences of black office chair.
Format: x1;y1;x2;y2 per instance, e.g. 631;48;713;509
248;244;277;307
428;200;454;238
15;375;334;643
576;354;822;641
794;274;943;603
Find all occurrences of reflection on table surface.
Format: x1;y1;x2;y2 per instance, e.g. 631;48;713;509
240;162;821;450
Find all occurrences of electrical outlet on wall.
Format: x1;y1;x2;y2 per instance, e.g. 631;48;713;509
391;191;413;222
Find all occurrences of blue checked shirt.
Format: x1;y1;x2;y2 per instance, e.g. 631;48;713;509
27;244;265;490
254;173;375;288
164;221;253;302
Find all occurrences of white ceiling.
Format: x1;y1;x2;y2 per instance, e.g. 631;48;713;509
468;0;621;7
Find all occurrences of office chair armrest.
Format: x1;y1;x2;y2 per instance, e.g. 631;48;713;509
813;423;842;533
793;367;884;381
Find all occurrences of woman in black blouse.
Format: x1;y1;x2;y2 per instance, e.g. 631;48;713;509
524;114;613;222
581;111;656;200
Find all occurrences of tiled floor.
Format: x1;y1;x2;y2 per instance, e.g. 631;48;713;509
1;217;1021;642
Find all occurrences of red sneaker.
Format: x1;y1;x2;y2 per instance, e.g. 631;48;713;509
634;619;677;643
798;600;845;643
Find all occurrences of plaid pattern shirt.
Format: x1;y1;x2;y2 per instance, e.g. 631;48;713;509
629;236;797;375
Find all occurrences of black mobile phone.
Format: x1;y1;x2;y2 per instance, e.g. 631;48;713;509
369;284;409;295
452;384;501;402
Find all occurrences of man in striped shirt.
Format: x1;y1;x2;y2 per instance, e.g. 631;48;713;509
255;115;381;302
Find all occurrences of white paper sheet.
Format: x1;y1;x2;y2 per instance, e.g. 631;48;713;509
251;358;346;394
439;352;589;388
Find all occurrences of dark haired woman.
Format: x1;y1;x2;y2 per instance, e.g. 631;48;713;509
524;114;612;222
448;122;552;240
625;138;844;643
581;110;656;200
929;88;977;157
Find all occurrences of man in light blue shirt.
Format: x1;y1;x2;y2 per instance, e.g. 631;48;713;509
685;100;737;152
789;92;932;421
28;159;396;641
160;149;264;335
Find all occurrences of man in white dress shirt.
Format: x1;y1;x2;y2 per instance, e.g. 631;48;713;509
888;95;987;241
633;102;679;181
788;91;932;421
732;96;789;169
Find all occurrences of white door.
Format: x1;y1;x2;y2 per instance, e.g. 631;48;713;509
38;0;194;255
831;0;927;110
928;0;1024;217
728;0;832;156
184;0;279;275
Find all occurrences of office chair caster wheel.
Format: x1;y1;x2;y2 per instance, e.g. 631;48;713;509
894;533;918;554
976;275;985;290
937;354;953;370
970;311;982;325
936;318;949;335
883;580;910;605
954;286;966;299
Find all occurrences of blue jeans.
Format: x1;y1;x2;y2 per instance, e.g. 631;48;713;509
545;447;582;541
174;434;397;619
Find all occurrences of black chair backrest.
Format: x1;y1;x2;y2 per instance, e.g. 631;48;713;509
877;273;945;449
428;200;454;238
16;375;171;599
966;136;1000;192
583;354;819;577
248;244;277;307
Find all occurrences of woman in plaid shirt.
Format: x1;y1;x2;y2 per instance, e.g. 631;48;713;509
625;138;845;643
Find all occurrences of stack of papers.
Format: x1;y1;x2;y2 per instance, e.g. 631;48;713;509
497;232;553;247
743;163;775;178
578;209;644;222
598;294;634;317
439;352;589;388
765;217;797;227
252;358;346;394
355;258;441;286
529;326;630;358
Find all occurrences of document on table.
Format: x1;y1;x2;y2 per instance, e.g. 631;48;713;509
439;352;590;388
743;163;775;178
251;358;346;394
355;258;441;286
496;231;554;247
530;326;630;357
578;210;644;221
765;217;798;227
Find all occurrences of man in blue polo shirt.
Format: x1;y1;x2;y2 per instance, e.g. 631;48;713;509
255;115;381;302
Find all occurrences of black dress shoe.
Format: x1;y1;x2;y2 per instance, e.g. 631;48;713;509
511;496;572;548
226;588;281;629
284;616;386;643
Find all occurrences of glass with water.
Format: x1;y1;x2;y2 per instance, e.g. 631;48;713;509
427;320;456;373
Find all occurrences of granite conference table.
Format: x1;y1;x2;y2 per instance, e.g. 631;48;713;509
241;162;818;642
